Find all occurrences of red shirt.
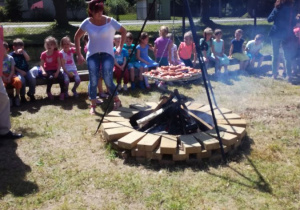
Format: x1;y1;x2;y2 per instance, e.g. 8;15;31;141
40;50;62;71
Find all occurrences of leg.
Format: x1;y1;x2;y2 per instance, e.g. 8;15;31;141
87;53;101;112
0;78;11;135
271;38;281;77
63;73;70;97
17;73;26;98
72;71;81;95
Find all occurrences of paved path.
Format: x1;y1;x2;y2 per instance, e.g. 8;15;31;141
2;18;266;28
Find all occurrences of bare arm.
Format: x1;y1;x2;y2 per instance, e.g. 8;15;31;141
74;28;86;65
115;26;127;55
229;44;233;57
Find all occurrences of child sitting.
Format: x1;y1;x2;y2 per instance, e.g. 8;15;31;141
211;29;230;74
200;28;216;71
113;34;129;91
123;32;144;90
245;34;264;69
229;29;249;71
167;33;184;66
10;38;36;102
1;41;22;106
153;25;172;67
178;31;196;67
40;36;65;100
136;32;158;89
60;36;81;98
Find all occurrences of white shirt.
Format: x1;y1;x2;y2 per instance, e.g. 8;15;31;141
80;17;121;59
60;48;77;71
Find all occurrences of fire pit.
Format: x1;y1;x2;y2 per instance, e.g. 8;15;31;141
101;89;247;163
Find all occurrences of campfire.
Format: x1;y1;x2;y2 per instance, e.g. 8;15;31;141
130;89;213;135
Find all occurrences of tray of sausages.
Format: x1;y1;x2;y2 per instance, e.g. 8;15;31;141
143;65;202;82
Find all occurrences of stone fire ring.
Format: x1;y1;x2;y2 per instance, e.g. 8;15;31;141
100;102;247;163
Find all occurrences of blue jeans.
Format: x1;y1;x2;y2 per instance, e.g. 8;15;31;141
271;37;296;76
17;70;36;96
87;52;117;100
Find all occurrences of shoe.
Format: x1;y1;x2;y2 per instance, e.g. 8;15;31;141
27;93;36;102
0;131;23;140
139;81;145;90
99;92;109;98
47;92;54;100
131;82;135;90
117;85;122;91
282;72;287;78
14;96;20;107
90;105;96;115
123;84;128;91
113;99;122;110
59;93;65;101
72;90;78;98
21;96;27;103
96;98;103;104
64;91;69;98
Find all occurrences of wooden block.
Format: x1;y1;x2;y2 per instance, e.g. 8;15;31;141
118;131;146;149
218;124;246;139
131;148;146;157
152;148;162;160
185;101;192;107
173;148;187;161
197;149;212;159
205;130;238;146
100;122;124;130
107;111;134;119
193;132;220;150
179;134;202;154
146;151;153;159
216;145;231;154
110;141;121;151
129;103;151;111
206;107;232;115
160;135;178;154
145;102;158;110
215;113;241;120
103;127;134;142
217;119;247;127
137;133;161;152
115;107;139;114
187;103;204;110
104;116;129;122
115;121;133;127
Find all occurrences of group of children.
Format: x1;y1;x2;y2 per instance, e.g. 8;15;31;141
2;26;266;107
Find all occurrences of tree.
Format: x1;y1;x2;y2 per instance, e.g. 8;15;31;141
4;0;23;21
106;0;129;21
67;0;86;20
200;0;215;25
53;0;69;26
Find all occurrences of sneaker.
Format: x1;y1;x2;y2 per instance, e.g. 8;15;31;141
27;93;36;102
20;95;27;103
96;98;103;104
117;85;122;91
131;82;135;90
72;90;79;98
64;91;69;98
99;92;109;98
14;96;20;107
47;92;54;100
59;93;64;101
123;84;128;91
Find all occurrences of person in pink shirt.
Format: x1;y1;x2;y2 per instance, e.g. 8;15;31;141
40;36;64;100
0;25;23;139
178;31;197;67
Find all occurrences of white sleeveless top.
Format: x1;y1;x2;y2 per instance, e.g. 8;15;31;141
80;17;121;59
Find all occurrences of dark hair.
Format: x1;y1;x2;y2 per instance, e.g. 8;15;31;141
88;0;104;17
274;0;293;8
13;38;24;46
255;34;264;41
140;32;148;41
214;29;222;36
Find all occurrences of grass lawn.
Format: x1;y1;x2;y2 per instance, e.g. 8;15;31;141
1;60;300;209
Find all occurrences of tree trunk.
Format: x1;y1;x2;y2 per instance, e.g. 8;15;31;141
219;0;222;18
52;0;69;26
247;0;257;18
200;0;211;24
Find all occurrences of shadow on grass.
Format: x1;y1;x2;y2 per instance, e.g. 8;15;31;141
0;140;39;198
10;92;90;116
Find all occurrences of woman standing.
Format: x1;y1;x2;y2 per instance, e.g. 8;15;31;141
268;0;296;80
74;0;126;114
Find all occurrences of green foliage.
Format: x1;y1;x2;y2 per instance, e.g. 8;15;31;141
4;0;23;21
0;6;5;22
106;0;129;15
67;0;86;19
